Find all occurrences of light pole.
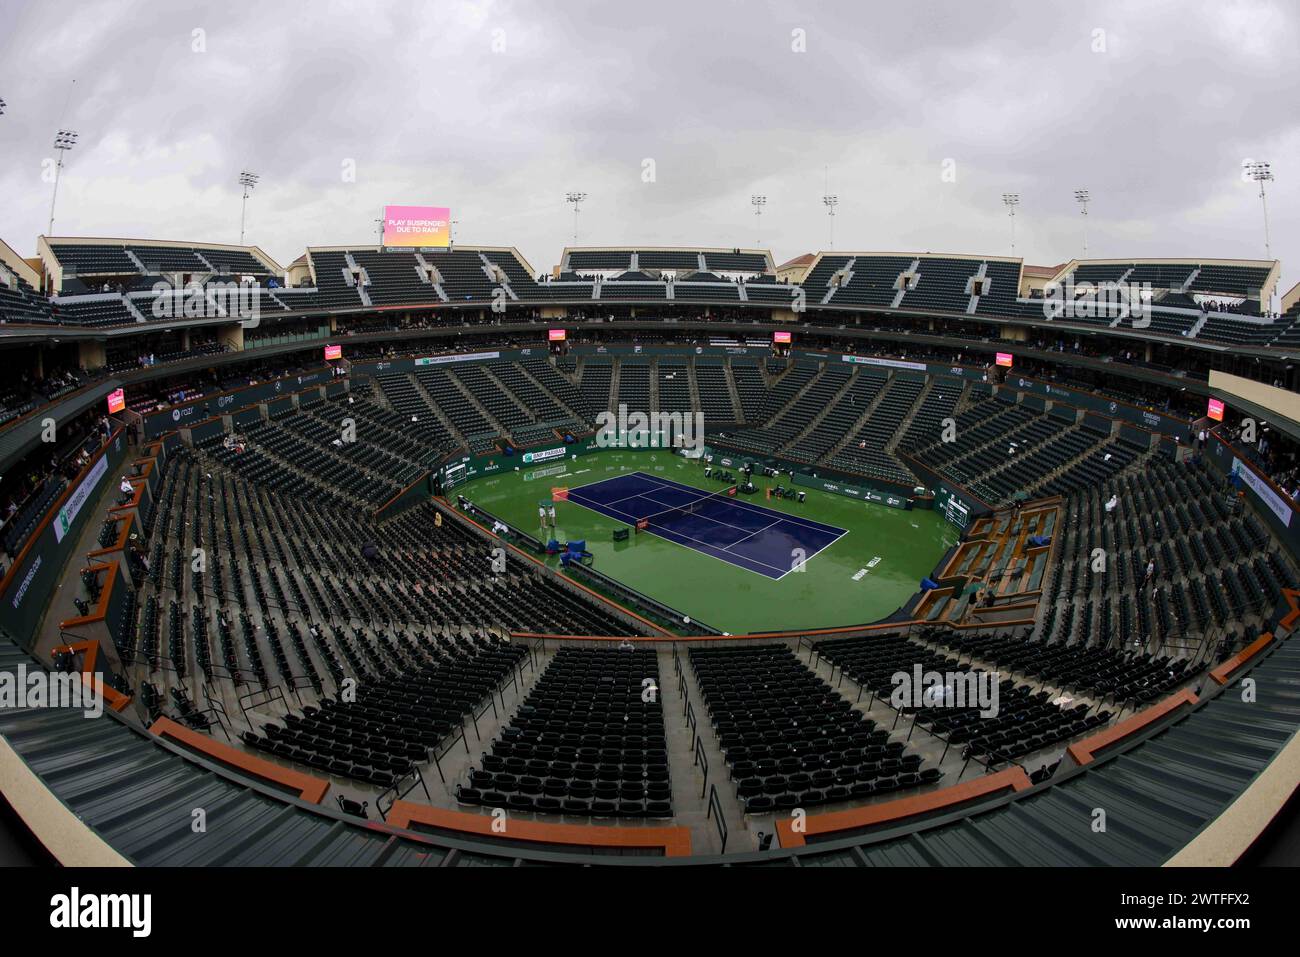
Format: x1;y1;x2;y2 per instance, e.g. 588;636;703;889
374;212;385;246
1002;193;1020;252
566;191;587;245
1246;162;1274;258
822;194;838;250
750;195;766;246
450;219;460;246
47;129;78;235
238;170;259;245
1074;189;1091;256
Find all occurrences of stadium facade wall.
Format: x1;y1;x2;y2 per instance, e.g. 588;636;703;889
1;429;132;650
140;366;331;438
1006;374;1193;439
1205;434;1300;560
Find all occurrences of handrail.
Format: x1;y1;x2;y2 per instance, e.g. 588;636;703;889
149;715;329;804
705;783;728;854
383;802;693;857
1208;634;1274;686
776;765;1031;848
1065;689;1199;766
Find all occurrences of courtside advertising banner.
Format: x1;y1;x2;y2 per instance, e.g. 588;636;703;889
1231;457;1292;527
383;205;451;248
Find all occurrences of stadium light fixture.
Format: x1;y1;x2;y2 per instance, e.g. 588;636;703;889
374;213;385;247
238;170;260;245
1074;189;1091;255
450;219;460;245
47;129;78;235
1245;162;1274;258
566;192;587;245
751;195;766;246
1002;193;1020;252
822;194;839;250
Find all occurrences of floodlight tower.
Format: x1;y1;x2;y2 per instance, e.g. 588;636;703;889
1002;193;1020;252
751;195;766;246
1245;162;1275;258
566;191;587;245
238;170;259;245
822;193;839;250
47;129;78;235
1074;189;1091;255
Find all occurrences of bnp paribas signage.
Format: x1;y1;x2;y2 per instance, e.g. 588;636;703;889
522;446;567;465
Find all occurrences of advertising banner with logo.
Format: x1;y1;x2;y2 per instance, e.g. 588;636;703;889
142;369;328;439
840;354;928;372
54;454;109;543
1205;436;1300;559
107;388;126;414
792;473;912;510
0;430;131;649
414;351;502;366
1007;374;1191;439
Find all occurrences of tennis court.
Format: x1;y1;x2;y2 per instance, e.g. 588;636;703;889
565;471;847;579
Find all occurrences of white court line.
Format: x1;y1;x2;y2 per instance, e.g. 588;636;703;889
569;488;850;580
631;471;848;535
564;490;792;578
564;469;851;579
720;518;783;549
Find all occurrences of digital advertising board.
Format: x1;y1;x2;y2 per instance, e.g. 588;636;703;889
382;205;451;248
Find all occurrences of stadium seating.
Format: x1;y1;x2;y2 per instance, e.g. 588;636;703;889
458;646;672;817
690;643;939;812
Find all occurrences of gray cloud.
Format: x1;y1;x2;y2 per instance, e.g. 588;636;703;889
0;0;1294;296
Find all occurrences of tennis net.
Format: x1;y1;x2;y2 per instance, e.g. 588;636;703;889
636;485;737;532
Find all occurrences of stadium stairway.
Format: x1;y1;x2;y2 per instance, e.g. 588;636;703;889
823;371;903;460
477;364;538;437
648;360;660;415
446;367;511;438
885;376;938;456
606;359;621;412
517;359;591;426
685;359;702;414
722;362;745;421
776;366;862;457
407;373;470;449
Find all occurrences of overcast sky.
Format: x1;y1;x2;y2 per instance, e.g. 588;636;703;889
1;0;1295;297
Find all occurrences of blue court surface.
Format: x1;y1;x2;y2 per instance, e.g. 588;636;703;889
564;471;847;580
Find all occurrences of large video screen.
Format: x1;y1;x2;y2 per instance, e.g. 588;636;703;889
382;205;451;248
